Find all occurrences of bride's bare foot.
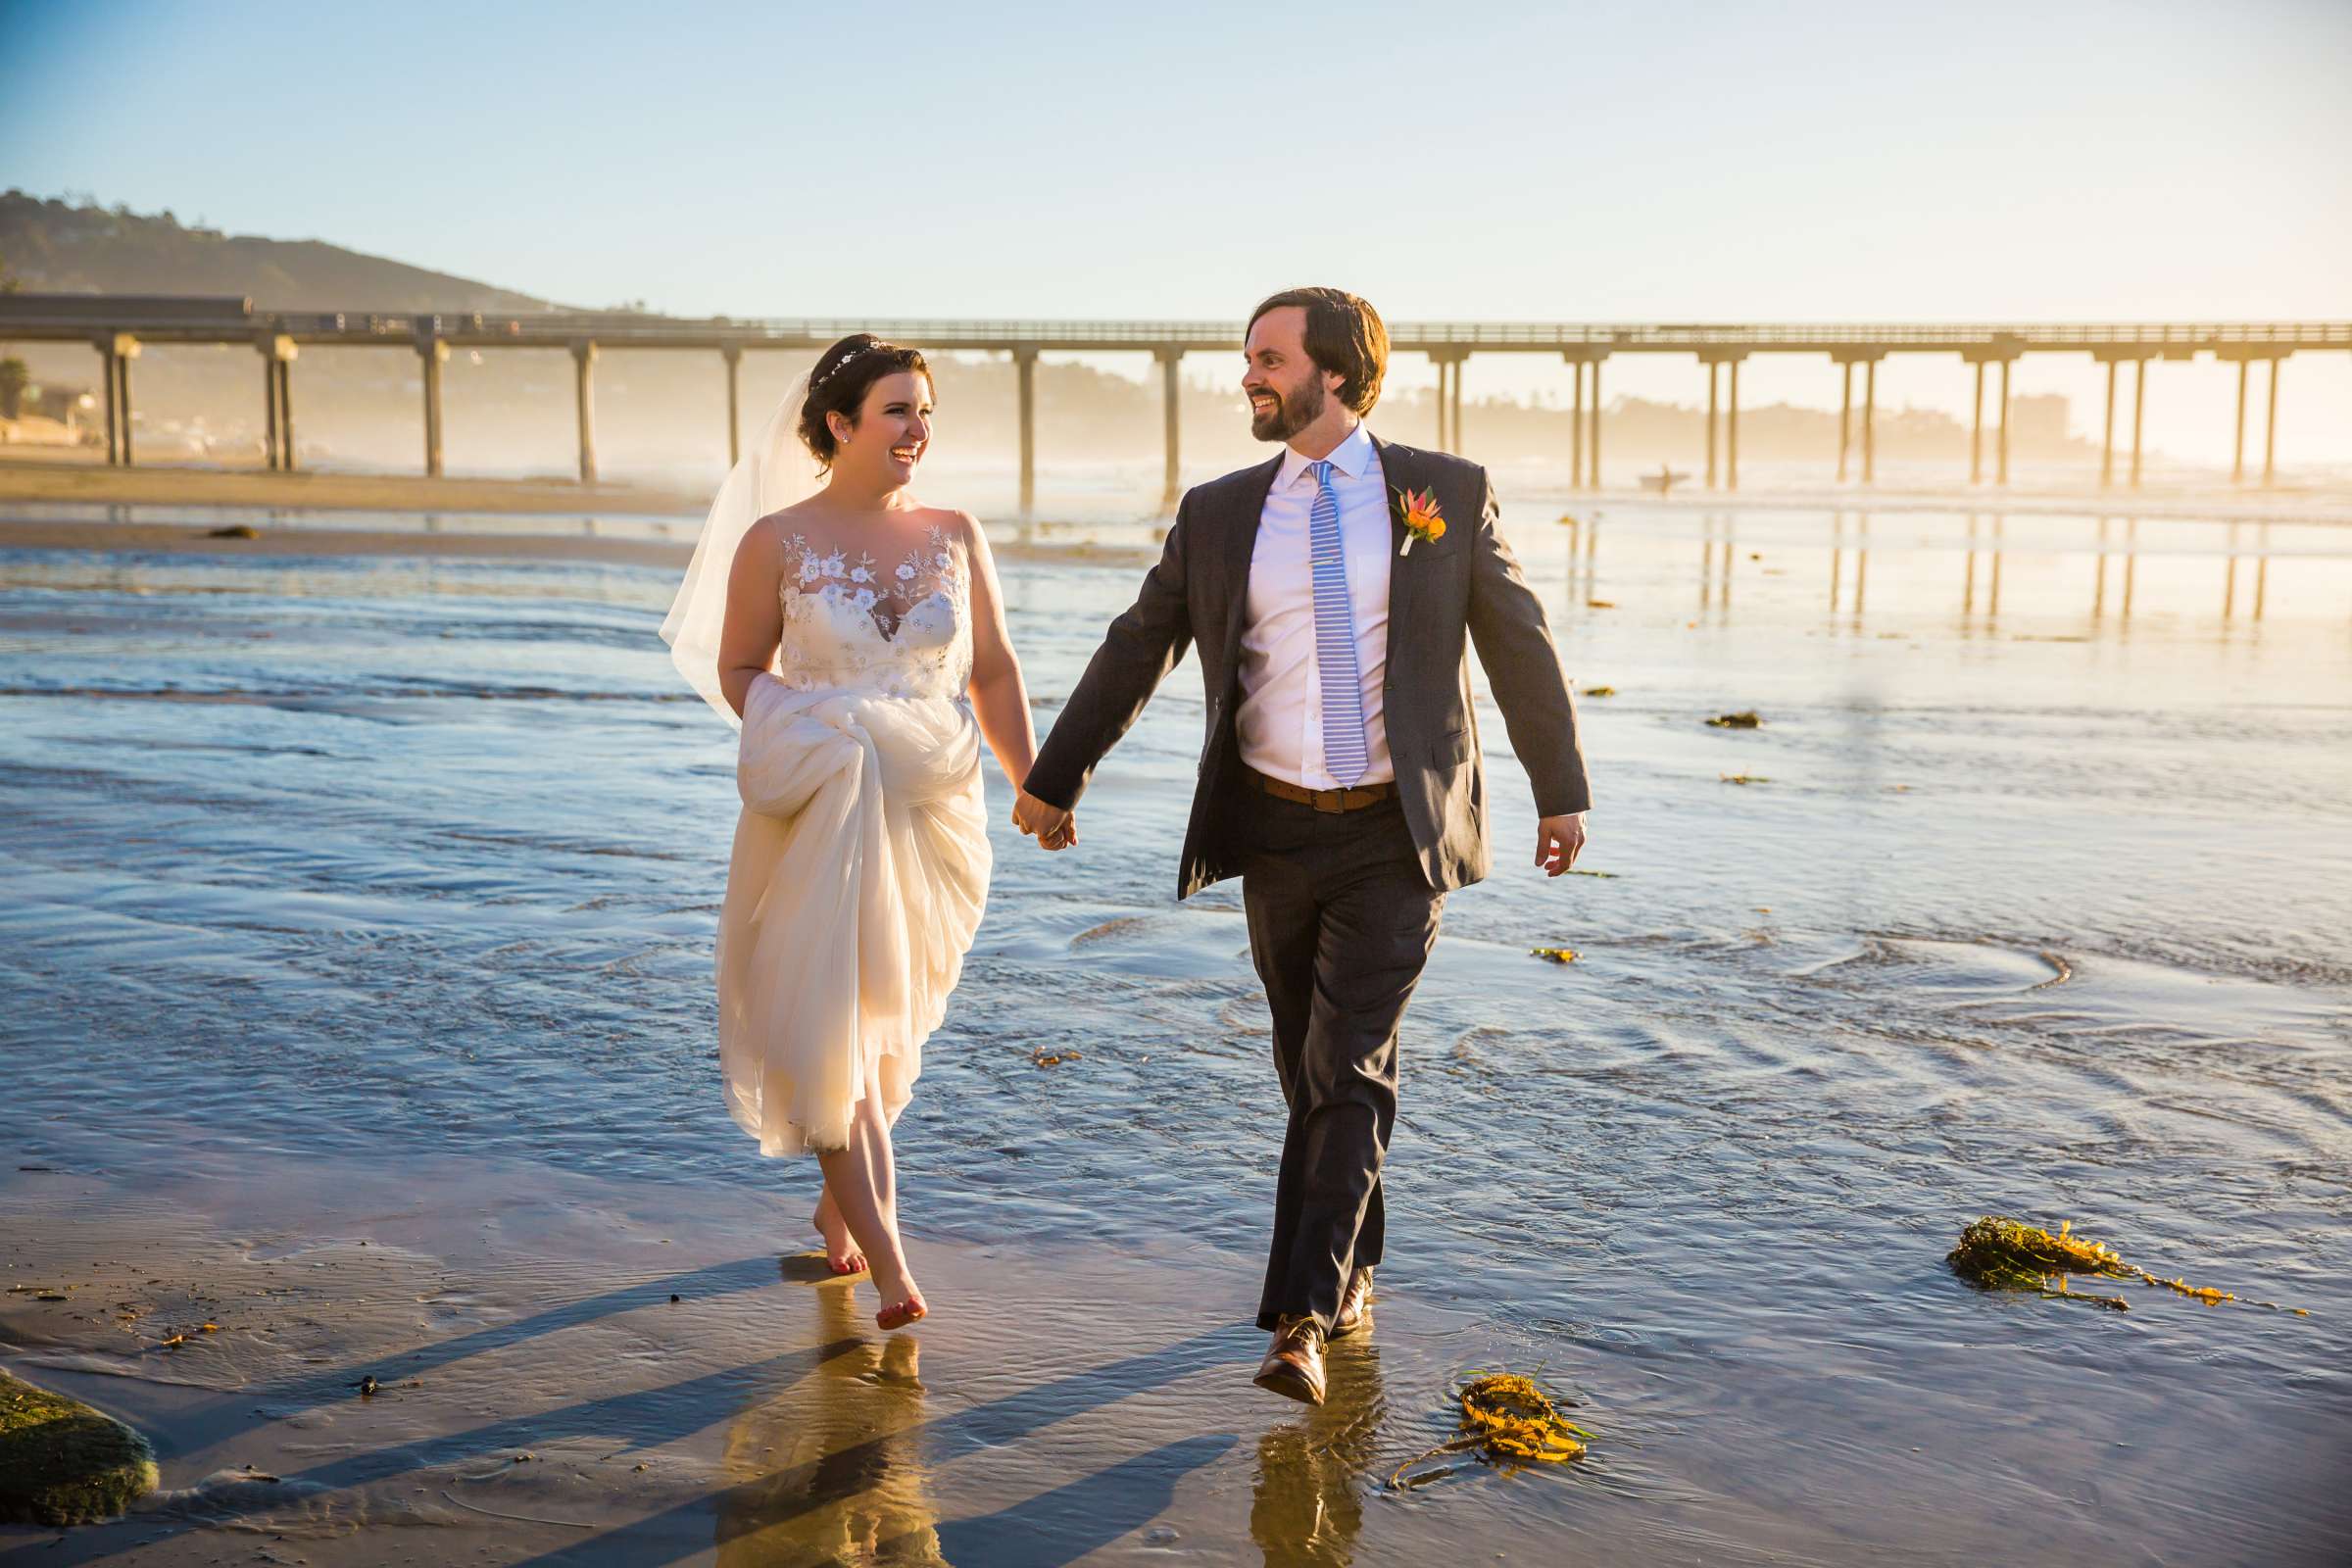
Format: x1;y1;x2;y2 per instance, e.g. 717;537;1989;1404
870;1257;926;1330
876;1284;928;1332
812;1189;866;1276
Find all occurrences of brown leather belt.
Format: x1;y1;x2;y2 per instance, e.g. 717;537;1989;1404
1244;764;1394;814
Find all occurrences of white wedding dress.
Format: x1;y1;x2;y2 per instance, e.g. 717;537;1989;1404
716;522;991;1155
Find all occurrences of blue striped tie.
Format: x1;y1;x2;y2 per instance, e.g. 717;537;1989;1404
1307;460;1369;787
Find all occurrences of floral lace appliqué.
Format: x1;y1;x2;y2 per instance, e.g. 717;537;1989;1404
774;524;970;700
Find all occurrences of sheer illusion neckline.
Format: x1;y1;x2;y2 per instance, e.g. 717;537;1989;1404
779;522;962;643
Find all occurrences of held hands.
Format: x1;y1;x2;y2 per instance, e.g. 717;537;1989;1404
1012;788;1077;852
1535;812;1588;878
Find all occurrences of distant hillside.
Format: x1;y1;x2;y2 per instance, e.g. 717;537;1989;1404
0;190;561;314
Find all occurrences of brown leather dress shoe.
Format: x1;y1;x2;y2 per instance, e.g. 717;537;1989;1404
1253;1314;1327;1405
1327;1266;1375;1341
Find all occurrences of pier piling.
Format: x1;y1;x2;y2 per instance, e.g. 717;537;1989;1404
417;337;448;478
276;356;295;472
95;333;140;466
1589;359;1603;488
261;347;278;471
1158;347;1183;512
257;334;297;471
2132;359;2147;489
1698;349;1746;491
1567;356;1585;489
1970;361;1985;485
1837;361;1851;483
1727;359;1740;491
1996;358;2012;486
2262;356;2280;487
2100;360;2117;489
1705;361;1719;488
571;340;599;485
1013;347;1038;516
722;345;743;467
1862;359;1876;485
2232;359;2250;484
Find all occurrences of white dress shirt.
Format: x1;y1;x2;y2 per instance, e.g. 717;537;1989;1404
1237;421;1395;790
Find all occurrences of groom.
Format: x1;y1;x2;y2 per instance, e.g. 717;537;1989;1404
1013;288;1591;1404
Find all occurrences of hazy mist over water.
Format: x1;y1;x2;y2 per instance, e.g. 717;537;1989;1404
10;335;2352;502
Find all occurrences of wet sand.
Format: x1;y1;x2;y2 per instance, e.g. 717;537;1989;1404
0;514;697;567
0;511;1156;572
0;457;711;519
4;502;2350;1564
0;1150;1365;1566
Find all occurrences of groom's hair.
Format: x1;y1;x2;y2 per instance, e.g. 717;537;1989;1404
1247;287;1388;416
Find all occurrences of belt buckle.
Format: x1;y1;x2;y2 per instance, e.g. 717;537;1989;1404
1313;788;1346;814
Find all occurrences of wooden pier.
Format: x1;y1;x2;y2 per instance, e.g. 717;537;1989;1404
5;297;2343;511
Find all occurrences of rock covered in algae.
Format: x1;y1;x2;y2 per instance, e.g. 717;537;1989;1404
0;1369;159;1525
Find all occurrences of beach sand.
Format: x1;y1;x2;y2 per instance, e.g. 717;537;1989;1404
0;457;711;520
1;1145;1606;1568
4;497;2349;1564
0;514;698;567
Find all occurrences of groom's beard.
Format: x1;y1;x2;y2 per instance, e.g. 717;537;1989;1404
1250;374;1326;443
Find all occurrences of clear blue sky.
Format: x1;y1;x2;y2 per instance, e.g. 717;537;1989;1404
7;0;2348;463
5;0;2347;322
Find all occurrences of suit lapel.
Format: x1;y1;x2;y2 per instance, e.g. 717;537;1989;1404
1371;434;1419;678
1218;454;1284;663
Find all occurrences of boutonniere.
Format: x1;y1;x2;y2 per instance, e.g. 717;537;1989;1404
1395;485;1446;557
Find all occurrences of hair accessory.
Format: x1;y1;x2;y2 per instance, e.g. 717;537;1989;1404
810;341;888;391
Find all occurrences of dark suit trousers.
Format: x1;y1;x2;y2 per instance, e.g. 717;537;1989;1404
1239;786;1446;1334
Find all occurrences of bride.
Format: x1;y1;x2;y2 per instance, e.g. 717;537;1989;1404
662;335;1054;1330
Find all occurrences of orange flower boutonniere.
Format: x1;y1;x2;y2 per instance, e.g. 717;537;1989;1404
1396;485;1446;557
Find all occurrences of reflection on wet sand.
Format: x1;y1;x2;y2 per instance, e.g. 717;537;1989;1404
1250;1343;1388;1568
706;1280;1394;1568
718;1286;944;1567
1599;503;2332;625
1698;514;1735;612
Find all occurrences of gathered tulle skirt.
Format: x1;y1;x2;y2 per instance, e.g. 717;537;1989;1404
716;674;990;1155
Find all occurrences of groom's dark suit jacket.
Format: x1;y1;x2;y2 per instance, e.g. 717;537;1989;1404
1025;436;1590;901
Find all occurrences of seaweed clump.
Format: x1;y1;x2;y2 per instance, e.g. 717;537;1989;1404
1707;710;1763;728
0;1369;159;1525
1948;1216;2134;1310
1389;1373;1593;1490
1947;1216;2306;1315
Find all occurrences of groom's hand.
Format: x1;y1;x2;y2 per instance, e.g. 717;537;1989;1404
1535;812;1587;877
1012;789;1077;852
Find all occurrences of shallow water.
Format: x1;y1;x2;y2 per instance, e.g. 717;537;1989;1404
3;501;2350;1564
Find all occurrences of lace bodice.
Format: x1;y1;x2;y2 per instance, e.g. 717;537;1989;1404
773;522;971;700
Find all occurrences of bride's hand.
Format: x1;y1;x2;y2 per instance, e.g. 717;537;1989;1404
1012;789;1077;852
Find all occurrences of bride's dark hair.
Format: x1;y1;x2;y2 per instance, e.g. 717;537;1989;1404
798;334;932;473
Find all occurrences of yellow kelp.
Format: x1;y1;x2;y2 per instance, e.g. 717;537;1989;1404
1389;1373;1593;1490
1947;1216;2306;1315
